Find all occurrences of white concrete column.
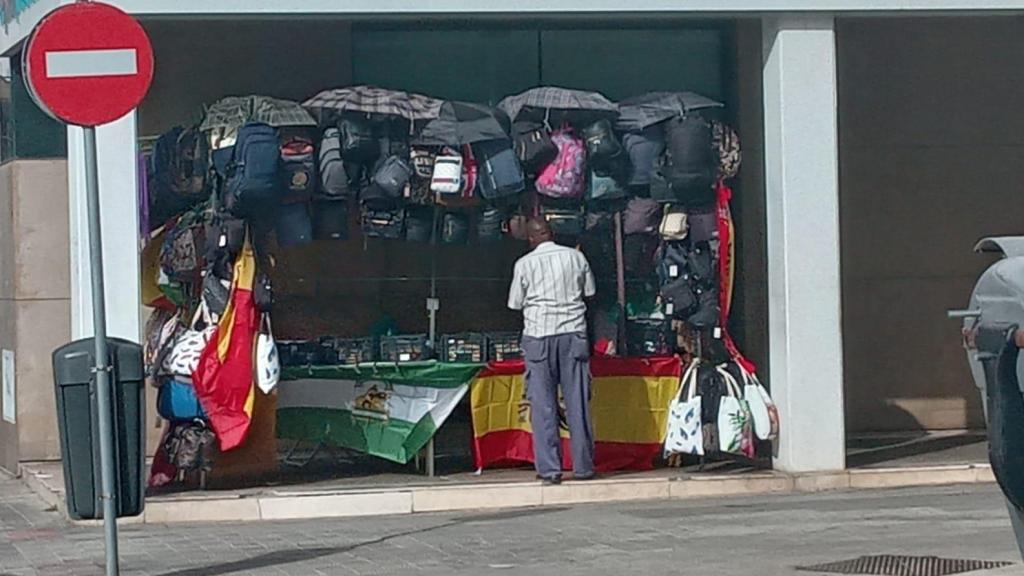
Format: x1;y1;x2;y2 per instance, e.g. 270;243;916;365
762;15;845;472
68;111;142;342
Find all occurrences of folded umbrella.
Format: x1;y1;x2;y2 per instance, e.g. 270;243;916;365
616;91;723;131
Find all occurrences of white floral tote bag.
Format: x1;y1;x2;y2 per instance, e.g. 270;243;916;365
716;366;755;458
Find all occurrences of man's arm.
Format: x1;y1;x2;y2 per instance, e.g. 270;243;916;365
508;260;526;310
580;254;597;298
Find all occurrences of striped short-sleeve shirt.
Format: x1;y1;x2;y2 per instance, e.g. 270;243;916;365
508;242;597;338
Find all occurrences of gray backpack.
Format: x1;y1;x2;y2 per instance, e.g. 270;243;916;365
319;128;351;198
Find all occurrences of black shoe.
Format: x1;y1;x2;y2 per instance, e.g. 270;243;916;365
538;475;562;485
573;473;597;481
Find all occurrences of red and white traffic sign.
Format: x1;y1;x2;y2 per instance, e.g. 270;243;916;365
23;2;154;127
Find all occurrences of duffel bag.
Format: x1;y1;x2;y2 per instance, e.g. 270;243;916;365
405;206;435;243
157;379;206;421
318;128;350;198
664;114;716;204
623;125;666;187
313;196;349;241
475;140;525;201
281;136;317;204
339;117;379;165
361;207;405;240
541;206;585;237
513;122;558;175
441;212;470;244
478;208;505;242
659;205;689;241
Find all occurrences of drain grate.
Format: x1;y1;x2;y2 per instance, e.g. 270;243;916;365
797;555;1013;576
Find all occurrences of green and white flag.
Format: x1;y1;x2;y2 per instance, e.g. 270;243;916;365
277;362;482;464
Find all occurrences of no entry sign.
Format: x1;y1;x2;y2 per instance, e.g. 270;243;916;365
23;2;154;127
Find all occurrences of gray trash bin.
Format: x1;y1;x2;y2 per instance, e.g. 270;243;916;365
957;236;1024;559
52;337;145;520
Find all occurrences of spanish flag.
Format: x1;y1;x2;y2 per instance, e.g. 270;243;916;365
193;241;258;451
471;356;681;472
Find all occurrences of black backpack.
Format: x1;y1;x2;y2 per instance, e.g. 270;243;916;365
280;136;317;204
339;117;379;165
512;122;558;174
171;126;211;199
312;196;349;241
541;206;585;237
688;286;720;329
478;208;505;242
361;207;405;240
623;125;666;187
663;114;716;204
660;276;697;319
475;140;525;202
582;119;625;174
318;128;350;198
405;206;435;243
441;212;470;244
225;122;281;217
655;242;690;287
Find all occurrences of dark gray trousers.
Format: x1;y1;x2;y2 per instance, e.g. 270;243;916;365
522;332;595;478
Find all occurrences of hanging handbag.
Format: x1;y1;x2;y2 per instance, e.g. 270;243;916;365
737;363;779;441
664;359;704;456
161;304;215;381
255;314;280;394
659;205;689;241
716;366;755;457
157;379;207;421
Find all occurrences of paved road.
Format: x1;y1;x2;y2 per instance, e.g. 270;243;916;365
0;476;1021;576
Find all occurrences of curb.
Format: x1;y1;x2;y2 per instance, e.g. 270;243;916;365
20;463;997;525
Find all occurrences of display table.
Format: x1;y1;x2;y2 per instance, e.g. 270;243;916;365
471;356;681;472
278;362;483;467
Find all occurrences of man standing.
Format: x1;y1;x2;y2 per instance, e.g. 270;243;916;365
508;219;597;484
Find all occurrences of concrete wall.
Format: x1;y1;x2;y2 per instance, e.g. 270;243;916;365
836;17;1024;432
0;160;70;473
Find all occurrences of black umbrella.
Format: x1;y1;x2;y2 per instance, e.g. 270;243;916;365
617;91;723;131
415;101;511;146
498;86;618;127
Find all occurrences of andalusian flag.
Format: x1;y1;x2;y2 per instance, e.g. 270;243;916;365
471;356;681;472
277;363;479;464
193;241;258;451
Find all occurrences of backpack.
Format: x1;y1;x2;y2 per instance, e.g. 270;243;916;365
312;196;349;241
623;197;662;235
660;277;697;320
361;207;405;239
405;206;435;243
475;140;525;201
406;147;436;205
225;122;281;217
688;286;720;329
436;146;479;207
659;205;689;241
656;242;690;286
373;155;414;200
513;122;558;174
280;136;316;204
581;119;624;173
171;126;210;199
339;117;379;165
663;114;716;204
587;172;626;202
164;420;215;472
157;379;206;421
649;164;675;203
430;154;463;195
686;242;716;288
478;208;505;242
712;120;742;181
623;125;666;187
541;206;585;237
160;210;206;283
687;205;718;244
318;128;351;198
536;130;586;199
441;212;470;244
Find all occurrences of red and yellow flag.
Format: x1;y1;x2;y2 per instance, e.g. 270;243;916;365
193;241;258;451
471;356;681;472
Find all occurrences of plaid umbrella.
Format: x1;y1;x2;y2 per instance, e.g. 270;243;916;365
302;85;444;123
616;91;723;131
497;86;618;126
415;101;511;146
199;96;252;132
251;96;316;128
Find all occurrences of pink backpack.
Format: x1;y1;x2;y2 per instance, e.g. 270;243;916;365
536;130;586;198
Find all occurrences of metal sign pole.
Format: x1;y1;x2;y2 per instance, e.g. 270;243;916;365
83;126;121;576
